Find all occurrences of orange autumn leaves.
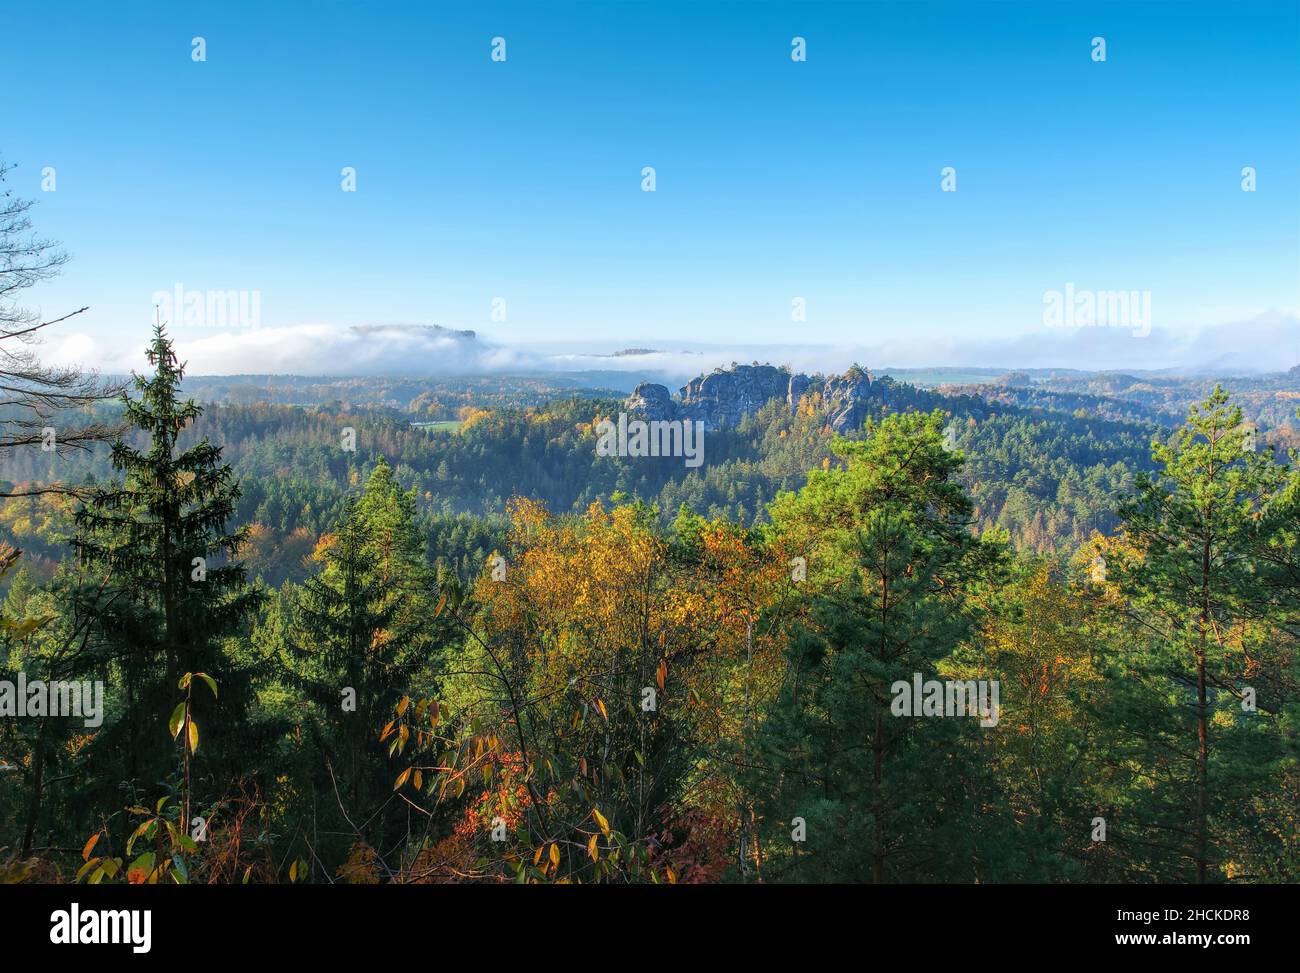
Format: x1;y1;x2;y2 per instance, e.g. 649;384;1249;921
397;498;803;881
471;499;793;751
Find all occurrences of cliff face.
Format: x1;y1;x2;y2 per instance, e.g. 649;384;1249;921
624;381;678;421
679;364;791;430
623;363;876;432
821;368;874;432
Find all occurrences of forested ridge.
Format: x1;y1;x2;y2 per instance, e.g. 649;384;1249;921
0;367;1170;584
1;326;1298;884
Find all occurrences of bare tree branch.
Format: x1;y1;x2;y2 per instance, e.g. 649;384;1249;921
0;159;125;496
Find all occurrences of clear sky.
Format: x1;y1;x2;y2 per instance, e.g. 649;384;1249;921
6;0;1299;372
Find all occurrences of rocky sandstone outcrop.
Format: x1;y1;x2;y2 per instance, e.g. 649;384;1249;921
623;363;877;433
821;366;874;432
679;364;791;430
623;381;678;421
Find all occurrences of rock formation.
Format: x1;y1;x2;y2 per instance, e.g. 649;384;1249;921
622;362;879;433
623;381;678;421
678;364;791;429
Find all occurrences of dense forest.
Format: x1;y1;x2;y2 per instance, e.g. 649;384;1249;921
0;365;1167;586
1;323;1297;884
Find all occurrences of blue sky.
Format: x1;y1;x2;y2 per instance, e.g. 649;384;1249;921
6;0;1299;373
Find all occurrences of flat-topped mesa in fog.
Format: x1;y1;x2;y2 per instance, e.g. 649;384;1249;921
624;362;878;432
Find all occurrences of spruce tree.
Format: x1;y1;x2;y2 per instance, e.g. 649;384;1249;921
284;458;438;836
73;323;260;784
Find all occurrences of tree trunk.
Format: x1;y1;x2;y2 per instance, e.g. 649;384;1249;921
872;712;885;884
20;719;50;855
1195;539;1210;884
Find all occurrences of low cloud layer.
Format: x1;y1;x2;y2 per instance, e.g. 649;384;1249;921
902;308;1300;374
536;309;1300;379
46;310;1299;379
48;323;534;376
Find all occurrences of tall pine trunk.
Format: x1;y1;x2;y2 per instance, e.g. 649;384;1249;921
1196;537;1210;884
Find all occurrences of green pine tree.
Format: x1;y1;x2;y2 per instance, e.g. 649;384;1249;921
73;323;260;786
283;458;439;839
758;410;1001;882
1116;384;1290;882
